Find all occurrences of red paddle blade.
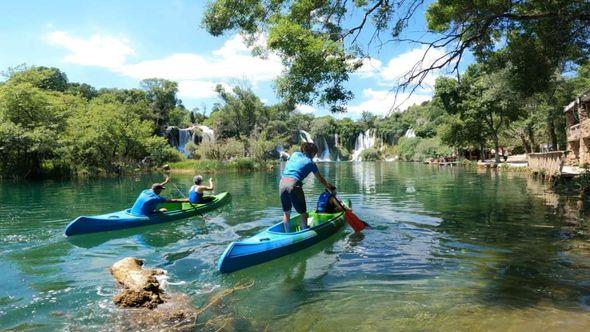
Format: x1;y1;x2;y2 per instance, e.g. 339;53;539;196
344;210;366;232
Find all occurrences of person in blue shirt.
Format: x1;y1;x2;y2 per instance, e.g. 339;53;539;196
130;177;184;216
280;142;335;232
187;175;215;204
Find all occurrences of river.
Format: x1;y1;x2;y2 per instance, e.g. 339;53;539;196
1;162;590;331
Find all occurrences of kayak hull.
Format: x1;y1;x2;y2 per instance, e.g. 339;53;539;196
218;207;347;273
64;192;231;236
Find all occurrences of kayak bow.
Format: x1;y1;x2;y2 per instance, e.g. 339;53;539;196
64;192;231;236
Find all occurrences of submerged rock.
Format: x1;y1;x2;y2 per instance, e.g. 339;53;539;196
109;257;254;331
110;257;166;309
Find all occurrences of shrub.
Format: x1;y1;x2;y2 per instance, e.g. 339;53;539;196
359;147;381;161
336;146;350;160
143;136;184;165
198;138;245;161
247;136;280;162
184;141;200;159
413;137;453;162
396;137;420;161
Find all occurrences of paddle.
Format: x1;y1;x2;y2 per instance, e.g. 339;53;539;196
332;194;370;233
159;167;200;213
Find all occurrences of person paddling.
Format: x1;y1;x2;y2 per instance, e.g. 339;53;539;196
188;175;215;204
280;142;335;232
130;177;184;216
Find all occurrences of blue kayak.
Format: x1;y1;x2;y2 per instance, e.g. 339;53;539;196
65;192;231;236
217;201;350;273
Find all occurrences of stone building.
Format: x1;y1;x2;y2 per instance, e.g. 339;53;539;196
565;90;590;165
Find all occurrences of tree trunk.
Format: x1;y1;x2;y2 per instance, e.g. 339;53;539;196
527;123;537;152
520;135;530;153
479;141;485;161
547;118;557;151
493;134;501;163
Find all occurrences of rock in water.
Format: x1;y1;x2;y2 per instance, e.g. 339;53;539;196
110;257;165;309
109;257;254;331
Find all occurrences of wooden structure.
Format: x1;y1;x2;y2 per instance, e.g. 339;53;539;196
565;90;590;165
527;152;566;176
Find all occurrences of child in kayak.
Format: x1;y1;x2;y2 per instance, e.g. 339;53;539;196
187;175;215;204
280;142;335;232
316;189;344;213
130;177;185;216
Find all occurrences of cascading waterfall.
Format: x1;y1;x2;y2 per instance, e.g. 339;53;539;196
197;125;215;143
299;130;314;143
351;129;377;161
334;133;340;161
404;128;416;138
316;137;332;162
177;128;193;156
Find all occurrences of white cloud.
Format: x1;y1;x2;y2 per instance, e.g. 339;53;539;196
355;57;382;78
44;31;134;69
380;45;449;91
296;104;315;114
346;88;431;117
45;32;283;99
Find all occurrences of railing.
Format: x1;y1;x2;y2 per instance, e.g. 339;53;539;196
527;151;566;176
568;124;581;142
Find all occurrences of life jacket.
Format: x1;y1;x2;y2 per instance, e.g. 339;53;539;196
317;191;334;213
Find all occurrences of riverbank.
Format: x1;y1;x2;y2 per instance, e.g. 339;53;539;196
167;158;277;173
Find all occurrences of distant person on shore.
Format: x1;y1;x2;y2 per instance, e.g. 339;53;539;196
187;175;215;204
280;142;335;232
130;177;184;216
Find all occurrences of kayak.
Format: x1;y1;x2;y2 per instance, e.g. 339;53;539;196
64;192;231;237
217;200;350;273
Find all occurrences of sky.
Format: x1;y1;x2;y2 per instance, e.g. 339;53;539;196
0;0;470;119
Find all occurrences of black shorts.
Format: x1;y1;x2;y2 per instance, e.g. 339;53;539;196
279;178;306;213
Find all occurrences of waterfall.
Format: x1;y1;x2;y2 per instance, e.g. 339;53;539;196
351;129;377;161
276;145;290;160
334;133;340;161
299;130;314;143
316;137;332;162
177;128;193;156
197;125;215;143
404;128;416;138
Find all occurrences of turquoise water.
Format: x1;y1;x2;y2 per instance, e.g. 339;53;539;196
1;162;590;331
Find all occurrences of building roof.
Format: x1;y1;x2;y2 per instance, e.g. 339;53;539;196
564;90;590;112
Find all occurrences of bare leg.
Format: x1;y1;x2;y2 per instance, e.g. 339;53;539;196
300;212;308;230
283;211;290;233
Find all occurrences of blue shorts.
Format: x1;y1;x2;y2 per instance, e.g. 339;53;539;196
279;178;306;213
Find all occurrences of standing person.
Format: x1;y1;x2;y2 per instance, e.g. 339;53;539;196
130;177;185;216
188;175;215;204
280;142;335;232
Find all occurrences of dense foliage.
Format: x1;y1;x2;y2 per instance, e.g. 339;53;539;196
203;0;590;108
0;66;185;178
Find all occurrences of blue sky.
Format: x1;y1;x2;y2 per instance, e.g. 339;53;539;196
0;0;469;119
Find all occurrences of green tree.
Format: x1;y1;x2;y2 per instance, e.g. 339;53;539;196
438;65;525;162
0;82;81;177
207;84;268;139
6;66;69;92
203;0;590;107
141;78;180;134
